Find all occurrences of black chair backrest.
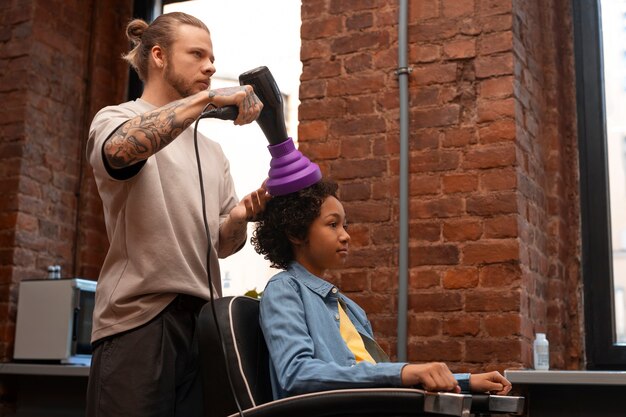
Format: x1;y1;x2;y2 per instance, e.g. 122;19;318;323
196;296;273;417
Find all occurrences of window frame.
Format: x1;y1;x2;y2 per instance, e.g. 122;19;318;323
573;0;626;368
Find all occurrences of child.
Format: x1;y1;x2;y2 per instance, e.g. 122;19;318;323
252;179;512;400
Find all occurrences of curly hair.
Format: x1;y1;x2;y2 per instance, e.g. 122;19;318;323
252;180;338;270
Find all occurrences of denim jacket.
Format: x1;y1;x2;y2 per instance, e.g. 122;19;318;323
259;262;470;399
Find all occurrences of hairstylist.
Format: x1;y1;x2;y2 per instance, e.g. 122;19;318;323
85;12;269;417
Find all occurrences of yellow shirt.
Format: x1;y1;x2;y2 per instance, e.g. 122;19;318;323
338;301;376;364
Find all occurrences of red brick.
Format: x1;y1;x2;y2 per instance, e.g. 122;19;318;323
480;13;513;32
412;63;458;85
340;137;373;158
410;128;440;150
466;339;521;362
485;313;521;336
346;12;374;30
475;55;514;78
410;245;460;266
345;53;373;73
442;128;478;148
327;73;386;96
410;174;440;195
479;76;513;99
341;271;369;292
299;80;327;100
411;105;461;128
409;269;441;289
301;16;343;40
463;143;516;169
373;47;397;70
333;116;386;138
300;39;331;61
410;0;440;20
477;98;516;121
409;21;459;42
443;38;477;59
480;167;517;191
331;31;390;55
299;98;346;120
410;85;443;108
347;247;394;268
340;182;371;201
298;120;328;140
330;158;387;179
463;239;519;264
408;340;463;362
466;191;518;216
465;289;520;312
369;317;398;337
443;219;482;241
484;215;518;238
442;0;475;17
443;267;479;288
329;0;380;14
480;31;513;55
409;316;442;336
478;0;513;17
442;173;478;193
411;196;465;219
298;141;340;160
410;220;441;241
409;44;441;63
410;149;460;172
478;119;517;143
443;315;481;336
479;262;521;287
349;293;393;315
343;201;390;222
371;268;398;293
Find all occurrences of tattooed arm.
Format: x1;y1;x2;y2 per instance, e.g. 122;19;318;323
218;182;271;258
103;86;262;169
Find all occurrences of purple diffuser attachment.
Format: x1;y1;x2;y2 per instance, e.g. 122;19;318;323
266;138;322;196
237;66;322;195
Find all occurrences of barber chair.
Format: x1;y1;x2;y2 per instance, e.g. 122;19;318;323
196;296;524;417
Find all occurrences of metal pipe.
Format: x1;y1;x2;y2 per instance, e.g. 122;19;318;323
396;0;410;362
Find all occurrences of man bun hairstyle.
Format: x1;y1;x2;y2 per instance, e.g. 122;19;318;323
122;12;209;82
252;180;339;270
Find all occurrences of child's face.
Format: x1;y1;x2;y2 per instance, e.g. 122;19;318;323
294;196;350;277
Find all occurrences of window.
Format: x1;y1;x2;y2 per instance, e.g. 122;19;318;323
573;0;626;368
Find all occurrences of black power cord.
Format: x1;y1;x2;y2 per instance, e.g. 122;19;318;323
193;109;245;417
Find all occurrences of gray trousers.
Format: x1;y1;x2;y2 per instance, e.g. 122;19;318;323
86;295;206;417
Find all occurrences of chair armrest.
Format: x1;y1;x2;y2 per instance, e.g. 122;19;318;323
227;388;472;417
470;394;525;415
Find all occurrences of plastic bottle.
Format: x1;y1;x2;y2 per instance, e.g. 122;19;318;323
533;333;550;370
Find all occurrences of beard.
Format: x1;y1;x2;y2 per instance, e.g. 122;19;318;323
163;61;206;98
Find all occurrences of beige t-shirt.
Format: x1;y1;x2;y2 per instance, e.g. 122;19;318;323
87;99;239;342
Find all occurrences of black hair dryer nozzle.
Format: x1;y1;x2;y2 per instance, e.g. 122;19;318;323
199;66;288;146
238;66;288;145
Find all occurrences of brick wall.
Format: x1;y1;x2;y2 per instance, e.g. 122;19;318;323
299;0;583;373
512;0;583;369
0;0;131;410
0;0;130;360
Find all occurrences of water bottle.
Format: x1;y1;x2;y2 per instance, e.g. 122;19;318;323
533;333;549;370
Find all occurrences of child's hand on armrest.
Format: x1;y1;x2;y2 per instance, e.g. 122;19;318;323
469;371;512;395
401;363;461;393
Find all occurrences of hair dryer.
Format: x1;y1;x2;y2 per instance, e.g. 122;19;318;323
200;66;321;196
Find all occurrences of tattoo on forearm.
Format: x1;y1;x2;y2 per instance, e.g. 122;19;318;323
104;99;195;169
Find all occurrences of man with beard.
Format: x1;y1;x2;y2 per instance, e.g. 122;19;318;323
85;12;268;417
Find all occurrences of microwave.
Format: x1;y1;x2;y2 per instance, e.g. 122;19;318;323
13;278;96;365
